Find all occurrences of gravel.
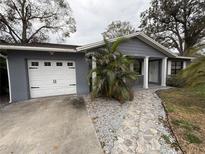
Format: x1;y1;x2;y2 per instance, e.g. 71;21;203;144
85;96;130;154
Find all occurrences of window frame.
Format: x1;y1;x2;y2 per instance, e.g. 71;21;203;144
44;62;51;66
31;62;39;66
56;62;63;66
67;62;73;66
171;61;183;75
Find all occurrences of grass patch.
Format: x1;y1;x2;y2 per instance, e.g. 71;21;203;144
158;86;205;153
185;132;202;144
166;105;175;112
172;119;200;131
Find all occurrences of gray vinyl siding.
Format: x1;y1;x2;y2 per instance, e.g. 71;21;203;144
88;38;167;88
7;51;89;102
118;38;166;57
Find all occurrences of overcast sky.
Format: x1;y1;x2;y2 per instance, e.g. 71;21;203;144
63;0;151;45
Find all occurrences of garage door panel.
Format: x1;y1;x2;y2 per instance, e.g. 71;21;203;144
29;79;76;85
31;87;76;98
28;60;77;98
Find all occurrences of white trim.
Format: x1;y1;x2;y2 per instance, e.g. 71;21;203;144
161;57;168;87
175;56;194;60
130;63;134;71
0;53;7;59
0;45;76;53
0;54;12;103
6;58;12;103
167;60;172;75
183;61;187;69
143;56;149;89
92;56;96;90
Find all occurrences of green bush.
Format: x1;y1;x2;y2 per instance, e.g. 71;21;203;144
166;75;185;87
87;38;138;103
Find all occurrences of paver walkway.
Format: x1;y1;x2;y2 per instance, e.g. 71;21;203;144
111;88;180;154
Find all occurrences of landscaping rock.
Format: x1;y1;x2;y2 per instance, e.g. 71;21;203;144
85;96;129;154
85;88;181;154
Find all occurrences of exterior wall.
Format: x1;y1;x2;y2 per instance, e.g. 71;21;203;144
7;51;89;102
118;38;167;57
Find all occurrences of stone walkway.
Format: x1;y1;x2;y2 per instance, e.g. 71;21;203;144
111;88;180;154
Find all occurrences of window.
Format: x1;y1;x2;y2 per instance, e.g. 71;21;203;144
133;60;142;75
31;62;38;66
44;62;51;66
56;62;63;66
171;61;183;74
67;62;73;66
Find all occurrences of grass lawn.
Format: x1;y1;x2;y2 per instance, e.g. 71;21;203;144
158;85;205;154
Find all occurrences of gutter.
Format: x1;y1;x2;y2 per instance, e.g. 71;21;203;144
0;45;76;53
0;53;12;103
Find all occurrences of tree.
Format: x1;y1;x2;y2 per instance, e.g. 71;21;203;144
140;0;205;55
178;44;205;87
87;38;138;103
0;0;76;43
102;20;135;39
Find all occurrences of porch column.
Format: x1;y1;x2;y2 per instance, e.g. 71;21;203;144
183;61;187;69
92;56;96;90
143;56;149;89
161;57;168;86
167;60;172;75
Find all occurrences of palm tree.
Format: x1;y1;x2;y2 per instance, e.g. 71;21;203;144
178;44;205;87
87;38;138;102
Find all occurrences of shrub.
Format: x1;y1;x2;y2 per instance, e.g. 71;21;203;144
166;75;185;87
87;38;138;103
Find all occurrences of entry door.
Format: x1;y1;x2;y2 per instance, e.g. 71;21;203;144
149;61;159;83
28;60;77;98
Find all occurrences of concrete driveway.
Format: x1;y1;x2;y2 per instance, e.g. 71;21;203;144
0;96;103;154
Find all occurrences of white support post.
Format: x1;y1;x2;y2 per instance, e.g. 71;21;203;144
183;61;187;69
92;56;96;90
130;63;134;71
167;60;172;75
143;56;149;89
161;57;168;87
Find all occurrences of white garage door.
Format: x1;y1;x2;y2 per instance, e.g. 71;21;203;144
28;60;77;98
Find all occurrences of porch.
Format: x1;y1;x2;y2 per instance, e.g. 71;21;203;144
130;56;167;89
91;56;168;89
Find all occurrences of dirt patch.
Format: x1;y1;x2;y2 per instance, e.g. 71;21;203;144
157;87;205;154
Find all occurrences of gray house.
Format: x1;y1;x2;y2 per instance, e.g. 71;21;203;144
0;32;192;102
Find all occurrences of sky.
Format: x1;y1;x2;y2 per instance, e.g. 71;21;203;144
63;0;151;45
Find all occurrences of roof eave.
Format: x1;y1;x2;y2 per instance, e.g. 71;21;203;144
0;45;76;53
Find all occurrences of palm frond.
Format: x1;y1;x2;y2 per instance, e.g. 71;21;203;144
87;38;138;102
111;37;126;52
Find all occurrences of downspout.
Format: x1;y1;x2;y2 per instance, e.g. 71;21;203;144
0;53;12;103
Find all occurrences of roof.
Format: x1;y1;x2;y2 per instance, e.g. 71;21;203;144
76;32;178;58
0;42;80;53
0;33;193;60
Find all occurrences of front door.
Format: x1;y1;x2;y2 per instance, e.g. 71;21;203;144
149;61;159;83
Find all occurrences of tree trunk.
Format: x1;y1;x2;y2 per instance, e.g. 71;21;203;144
21;0;27;43
22;20;27;43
